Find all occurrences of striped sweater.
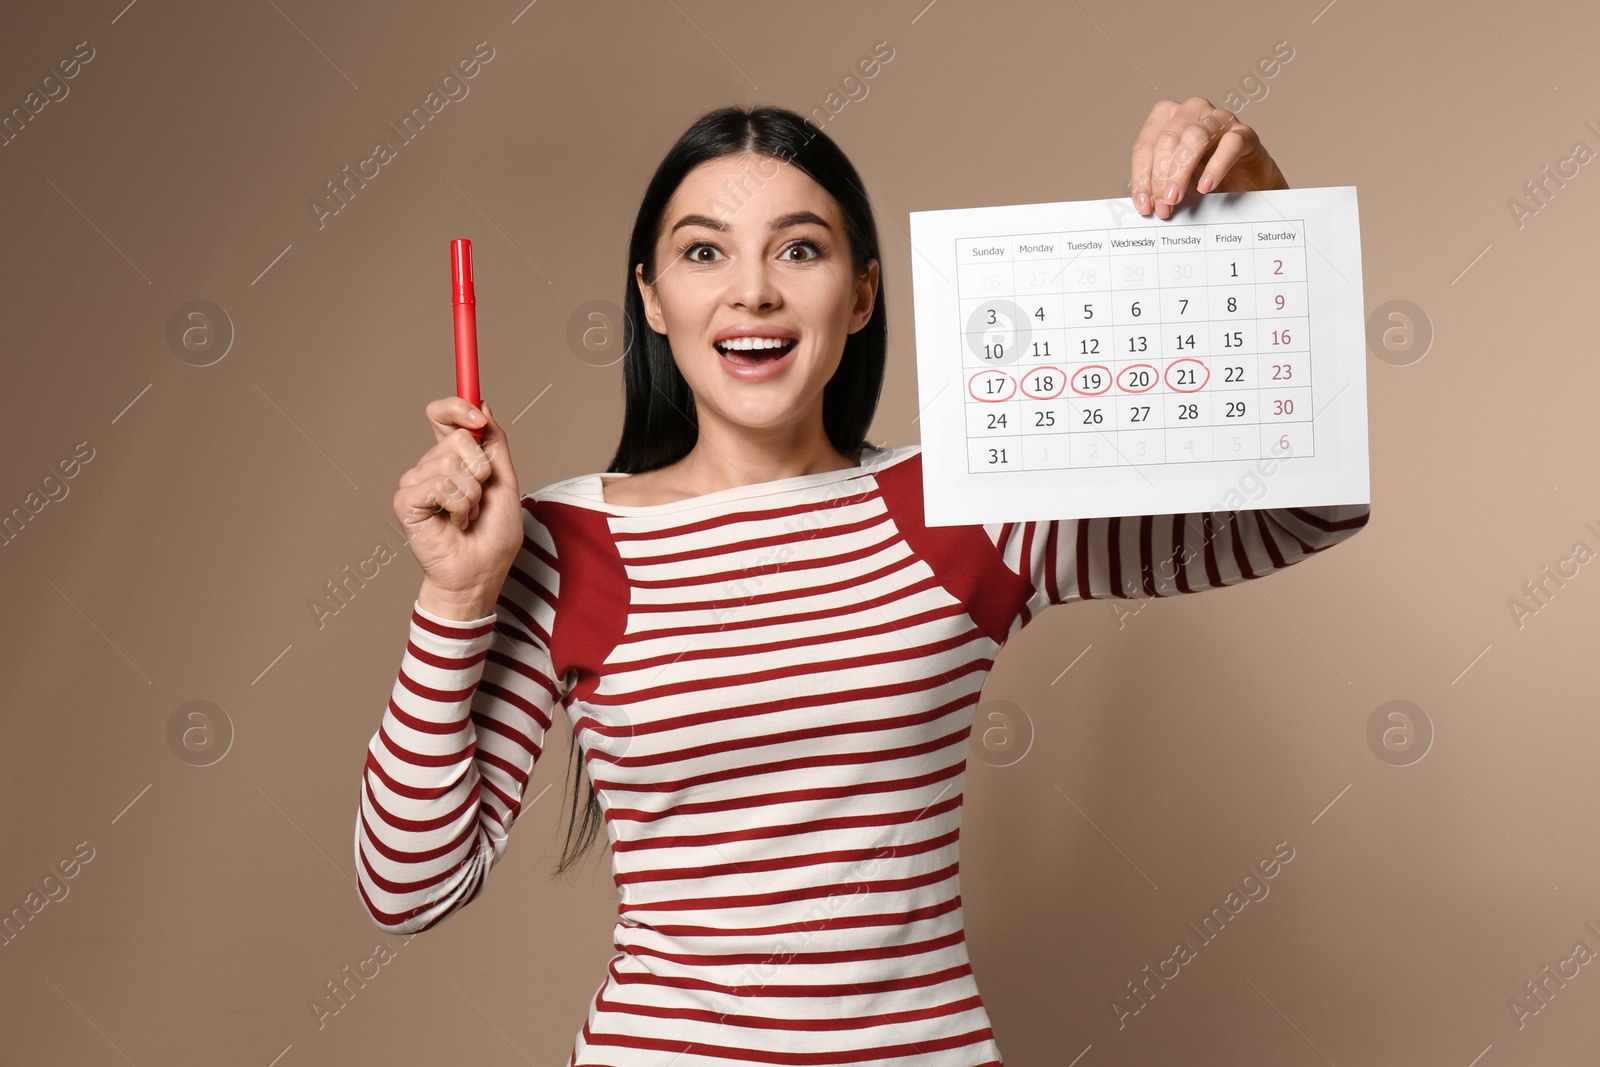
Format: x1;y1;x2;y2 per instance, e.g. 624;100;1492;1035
353;442;1370;1065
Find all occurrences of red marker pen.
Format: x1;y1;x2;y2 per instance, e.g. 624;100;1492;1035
451;238;484;444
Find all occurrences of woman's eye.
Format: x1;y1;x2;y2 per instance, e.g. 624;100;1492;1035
684;243;723;263
785;241;821;262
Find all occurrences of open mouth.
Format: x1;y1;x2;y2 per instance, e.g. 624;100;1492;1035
715;338;798;366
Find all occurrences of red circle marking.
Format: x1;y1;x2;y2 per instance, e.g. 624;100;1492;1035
1021;366;1067;399
1117;363;1159;394
1070;364;1113;396
1164;358;1210;393
968;370;1017;402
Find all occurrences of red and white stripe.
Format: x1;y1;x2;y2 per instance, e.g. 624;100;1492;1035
355;444;1369;1064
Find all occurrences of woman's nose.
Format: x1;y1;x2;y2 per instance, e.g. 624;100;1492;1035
729;256;779;310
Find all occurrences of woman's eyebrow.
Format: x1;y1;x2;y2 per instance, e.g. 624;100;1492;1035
669;211;832;234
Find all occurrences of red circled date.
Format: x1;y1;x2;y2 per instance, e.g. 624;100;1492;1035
967;369;1017;402
1164;358;1210;393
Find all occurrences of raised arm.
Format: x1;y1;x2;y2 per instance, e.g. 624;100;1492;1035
353;499;569;933
984;502;1370;631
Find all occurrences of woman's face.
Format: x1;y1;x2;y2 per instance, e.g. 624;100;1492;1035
635;152;878;441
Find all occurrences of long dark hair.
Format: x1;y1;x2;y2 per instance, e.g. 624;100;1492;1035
551;104;889;876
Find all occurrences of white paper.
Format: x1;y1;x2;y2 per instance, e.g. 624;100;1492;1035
908;186;1370;526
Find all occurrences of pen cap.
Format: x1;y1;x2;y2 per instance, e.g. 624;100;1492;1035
451;238;475;306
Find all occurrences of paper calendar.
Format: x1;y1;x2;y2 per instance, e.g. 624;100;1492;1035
908;186;1370;526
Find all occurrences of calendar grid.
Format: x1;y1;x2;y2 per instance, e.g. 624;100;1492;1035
955;219;1315;475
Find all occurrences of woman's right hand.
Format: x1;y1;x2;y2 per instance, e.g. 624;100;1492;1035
393;396;522;616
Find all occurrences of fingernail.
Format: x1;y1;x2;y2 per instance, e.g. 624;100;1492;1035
1163;183;1180;204
470;408;485;424
1135;191;1150;213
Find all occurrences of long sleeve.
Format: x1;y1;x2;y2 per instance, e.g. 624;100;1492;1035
984;502;1371;632
353;500;569;933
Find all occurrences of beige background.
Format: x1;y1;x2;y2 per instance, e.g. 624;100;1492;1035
3;0;1598;1063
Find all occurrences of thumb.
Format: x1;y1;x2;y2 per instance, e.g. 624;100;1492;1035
478;399;516;489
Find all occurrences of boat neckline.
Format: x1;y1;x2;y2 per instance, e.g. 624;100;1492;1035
542;443;919;515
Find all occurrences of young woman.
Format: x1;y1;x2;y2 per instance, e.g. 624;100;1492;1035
357;99;1367;1065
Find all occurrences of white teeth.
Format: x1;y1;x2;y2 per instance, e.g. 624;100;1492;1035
717;336;793;351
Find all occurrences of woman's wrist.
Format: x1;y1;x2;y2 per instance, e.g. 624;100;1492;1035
417;582;497;621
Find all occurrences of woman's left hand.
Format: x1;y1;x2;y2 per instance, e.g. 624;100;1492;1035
1130;96;1288;218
